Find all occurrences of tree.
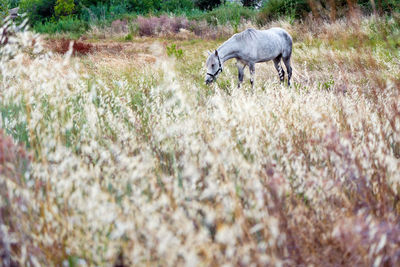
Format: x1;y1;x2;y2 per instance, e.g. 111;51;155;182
241;0;261;7
20;0;56;22
54;0;75;17
194;0;222;10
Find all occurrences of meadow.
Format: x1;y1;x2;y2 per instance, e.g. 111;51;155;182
1;13;400;266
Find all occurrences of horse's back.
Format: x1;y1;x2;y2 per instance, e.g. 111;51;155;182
260;28;292;58
262;28;292;46
238;27;291;53
229;27;292;63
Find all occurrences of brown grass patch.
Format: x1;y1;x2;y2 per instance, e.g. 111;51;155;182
48;38;94;55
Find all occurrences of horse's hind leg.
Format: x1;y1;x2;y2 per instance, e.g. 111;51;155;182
283;56;292;86
273;56;285;83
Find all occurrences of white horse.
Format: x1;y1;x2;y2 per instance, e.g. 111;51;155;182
205;28;293;87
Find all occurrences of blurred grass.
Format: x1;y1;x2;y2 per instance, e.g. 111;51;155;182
1;14;400;266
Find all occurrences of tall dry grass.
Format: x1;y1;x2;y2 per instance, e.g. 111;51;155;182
0;15;399;266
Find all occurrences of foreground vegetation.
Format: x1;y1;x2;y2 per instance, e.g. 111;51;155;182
1;12;400;266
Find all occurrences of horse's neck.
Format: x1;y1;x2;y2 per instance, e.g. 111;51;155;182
218;39;239;63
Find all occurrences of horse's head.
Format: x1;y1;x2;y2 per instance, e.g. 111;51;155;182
205;50;222;85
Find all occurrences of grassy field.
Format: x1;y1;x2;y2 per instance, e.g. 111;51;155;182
1;15;400;266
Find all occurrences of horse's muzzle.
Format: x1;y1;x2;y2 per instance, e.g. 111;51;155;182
205;76;214;85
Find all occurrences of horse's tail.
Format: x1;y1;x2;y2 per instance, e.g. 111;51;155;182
281;29;292;60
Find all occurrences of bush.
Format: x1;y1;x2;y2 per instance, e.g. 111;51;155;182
20;0;56;22
79;1;130;23
136;15;188;36
194;0;221;11
54;0;75;17
357;0;400;14
0;0;9;20
126;0;195;14
127;0;160;14
257;0;310;25
191;3;257;26
34;16;88;35
241;0;261;7
160;0;194;13
257;0;399;25
8;0;18;8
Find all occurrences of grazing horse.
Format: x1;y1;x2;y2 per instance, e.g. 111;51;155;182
205;28;293;87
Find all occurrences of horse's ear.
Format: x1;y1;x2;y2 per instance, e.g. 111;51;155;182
215;50;218;56
207;50;212;55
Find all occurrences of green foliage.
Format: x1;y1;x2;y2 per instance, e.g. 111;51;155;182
79;1;126;23
194;0;221;10
319;75;335;91
159;0;194;13
241;0;260;7
368;15;400;50
54;0;75;18
256;0;399;25
78;0;109;7
33;16;88;36
0;0;9;20
166;43;183;59
191;3;257;26
257;0;310;25
20;0;56;22
16;0;400;37
0;102;30;148
127;0;160;14
357;0;400;14
78;0;194;23
8;0;18;8
126;0;194;14
124;32;133;41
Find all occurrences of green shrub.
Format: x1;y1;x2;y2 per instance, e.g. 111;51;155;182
194;0;221;11
126;0;194;14
128;0;161;14
54;0;75;17
8;0;18;8
191;3;257;26
241;0;259;7
160;0;194;13
34;16;88;35
109;1;130;15
79;1;129;23
257;0;310;25
124;32;133;41
20;0;56;22
357;0;400;14
0;0;9;20
166;43;183;59
79;1;194;23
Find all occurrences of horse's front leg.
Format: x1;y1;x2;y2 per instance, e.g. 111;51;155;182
249;63;255;88
237;61;245;88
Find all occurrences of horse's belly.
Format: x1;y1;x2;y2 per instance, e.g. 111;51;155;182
242;47;281;63
257;41;283;61
255;55;277;63
237;41;283;63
